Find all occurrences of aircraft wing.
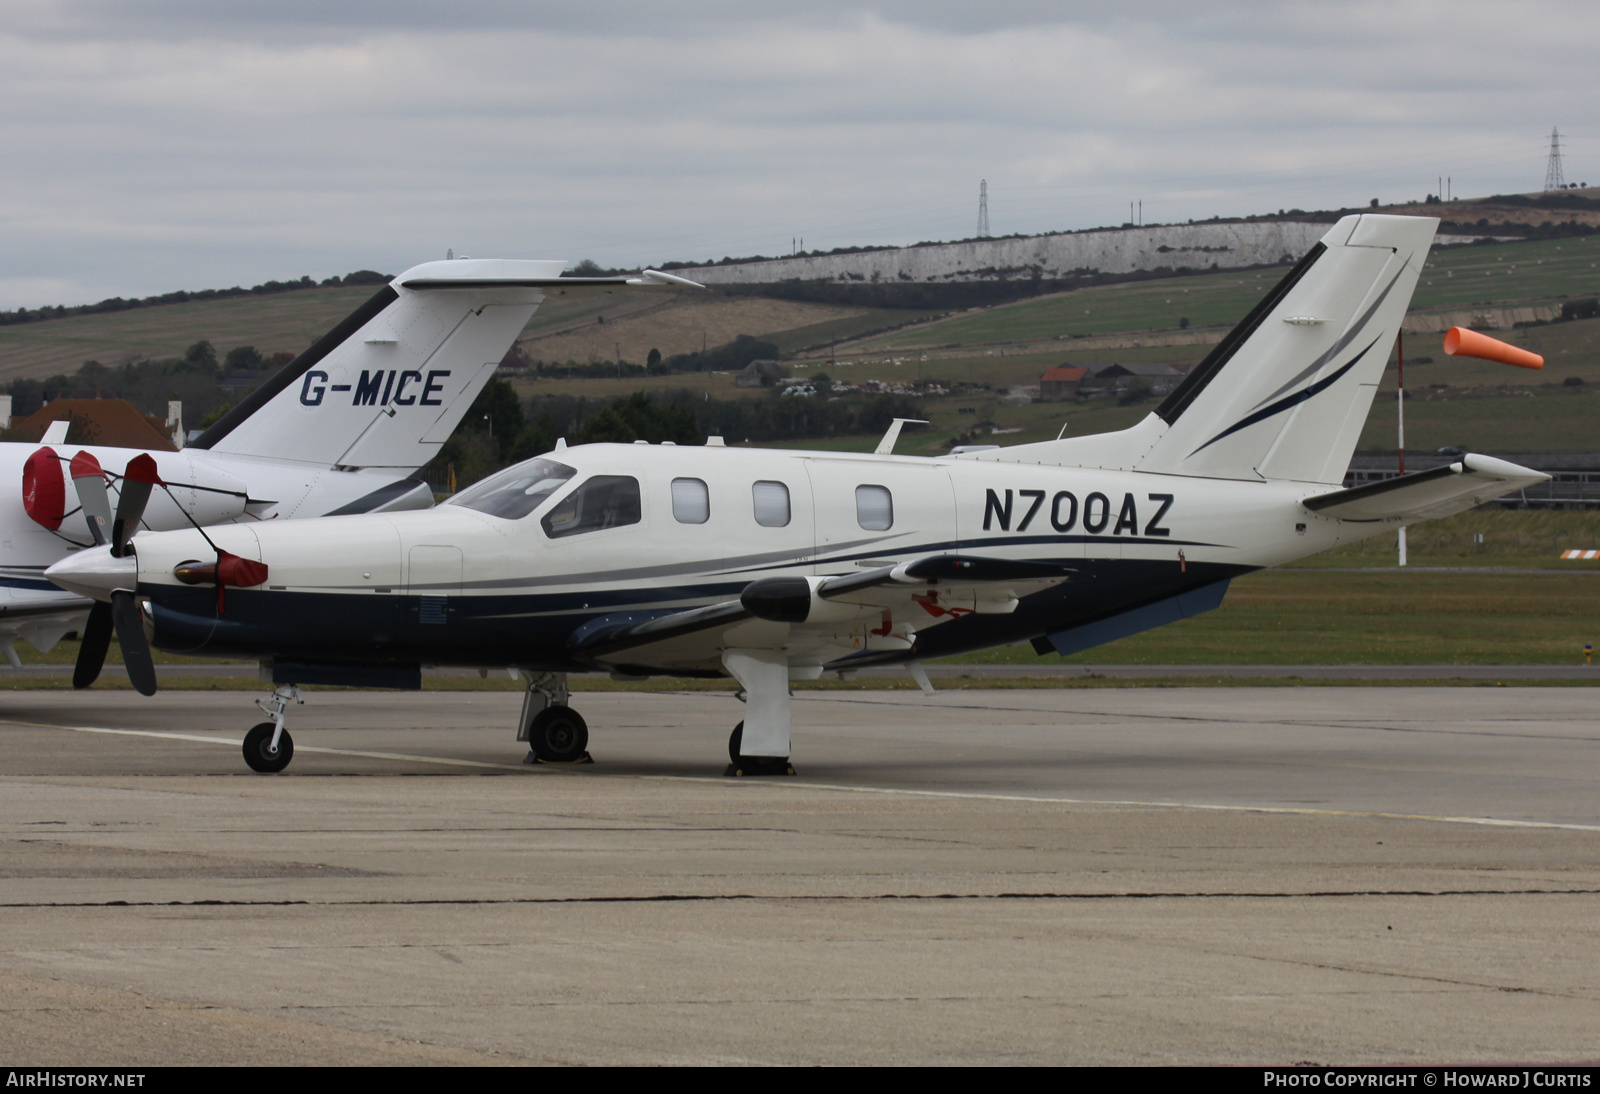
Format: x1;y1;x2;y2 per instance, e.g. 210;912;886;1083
1302;454;1548;522
569;554;1072;671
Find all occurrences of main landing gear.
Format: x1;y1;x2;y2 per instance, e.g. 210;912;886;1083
518;672;592;764
243;684;301;773
726;721;795;778
722;649;796;778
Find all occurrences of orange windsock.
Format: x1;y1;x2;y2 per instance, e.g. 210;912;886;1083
1442;327;1543;369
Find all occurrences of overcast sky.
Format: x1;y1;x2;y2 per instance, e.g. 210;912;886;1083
1;1;1595;308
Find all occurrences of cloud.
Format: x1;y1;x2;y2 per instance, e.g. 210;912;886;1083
0;2;1596;307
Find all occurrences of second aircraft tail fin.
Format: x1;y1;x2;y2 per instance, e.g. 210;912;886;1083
187;261;699;474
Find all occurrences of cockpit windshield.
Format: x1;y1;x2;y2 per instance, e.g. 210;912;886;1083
447;458;577;519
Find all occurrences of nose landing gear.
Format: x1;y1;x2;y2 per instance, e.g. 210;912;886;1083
517;671;592;764
243;684;301;773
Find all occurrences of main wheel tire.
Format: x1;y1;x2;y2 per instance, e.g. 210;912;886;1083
726;721;792;775
243;722;294;774
529;706;589;763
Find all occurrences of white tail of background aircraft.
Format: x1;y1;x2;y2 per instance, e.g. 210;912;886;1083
188;259;568;474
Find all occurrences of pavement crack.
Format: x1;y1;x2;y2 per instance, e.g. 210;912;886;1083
6;887;1599;910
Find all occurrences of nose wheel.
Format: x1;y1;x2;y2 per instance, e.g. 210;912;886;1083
244;683;301;773
527;705;592;764
243;722;294;773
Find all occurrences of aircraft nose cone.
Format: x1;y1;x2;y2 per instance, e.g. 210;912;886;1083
45;547;137;603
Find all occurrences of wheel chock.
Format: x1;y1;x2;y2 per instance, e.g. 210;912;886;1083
525;751;595;765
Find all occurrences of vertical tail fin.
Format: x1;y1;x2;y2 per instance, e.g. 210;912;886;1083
184;262;699;474
993;215;1437;484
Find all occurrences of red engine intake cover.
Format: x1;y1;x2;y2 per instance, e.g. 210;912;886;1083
22;447;65;531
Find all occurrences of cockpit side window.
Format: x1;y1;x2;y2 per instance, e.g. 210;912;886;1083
542;476;642;538
447;458;576;520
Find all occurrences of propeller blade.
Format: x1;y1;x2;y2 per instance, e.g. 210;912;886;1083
72;600;113;689
110;591;156;696
69;452;110;548
110;454;162;558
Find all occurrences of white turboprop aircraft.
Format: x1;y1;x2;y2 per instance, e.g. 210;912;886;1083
47;215;1549;774
6;259;699;680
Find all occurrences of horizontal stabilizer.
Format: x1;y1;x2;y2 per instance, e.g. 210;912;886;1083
399;269;704;292
1302;454;1548;522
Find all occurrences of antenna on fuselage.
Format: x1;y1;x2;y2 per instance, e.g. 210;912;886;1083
874;418;928;456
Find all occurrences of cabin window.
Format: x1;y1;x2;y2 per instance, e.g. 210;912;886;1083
752;481;790;528
542;476;642;538
856;485;893;530
448;458;575;520
671;478;710;524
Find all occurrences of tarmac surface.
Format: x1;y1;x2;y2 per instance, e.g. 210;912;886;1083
5;660;1596;681
2;686;1598;1066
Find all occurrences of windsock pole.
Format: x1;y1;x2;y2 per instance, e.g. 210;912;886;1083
1397;330;1407;567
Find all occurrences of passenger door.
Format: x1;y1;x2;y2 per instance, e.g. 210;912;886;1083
804;459;957;576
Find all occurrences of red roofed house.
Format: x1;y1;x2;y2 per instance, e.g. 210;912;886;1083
8;398;181;451
1039;366;1089;402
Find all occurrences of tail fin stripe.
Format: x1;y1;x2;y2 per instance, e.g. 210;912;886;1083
1154;242;1326;426
186;285;399;451
1249;258;1408;410
1188;336;1379;457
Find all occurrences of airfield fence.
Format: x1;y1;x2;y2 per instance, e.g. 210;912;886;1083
1345;453;1600;508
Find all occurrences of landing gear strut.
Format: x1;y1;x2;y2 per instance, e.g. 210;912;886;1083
243;684;301;773
721;649;796;777
517;671;592;764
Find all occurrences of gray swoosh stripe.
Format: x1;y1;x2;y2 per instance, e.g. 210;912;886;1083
1250;254;1409;410
452;533;898;592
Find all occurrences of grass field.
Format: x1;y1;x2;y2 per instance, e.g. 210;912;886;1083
946;569;1600;668
0;285;380;381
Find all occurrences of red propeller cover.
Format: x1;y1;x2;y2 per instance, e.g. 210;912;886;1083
69;450;104;481
22;447;65;530
123;453;163;486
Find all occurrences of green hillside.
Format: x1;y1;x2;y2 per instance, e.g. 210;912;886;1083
841;235;1600;356
5;223;1600;461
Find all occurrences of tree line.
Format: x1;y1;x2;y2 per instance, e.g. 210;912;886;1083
427;380;924;490
1;271;392;329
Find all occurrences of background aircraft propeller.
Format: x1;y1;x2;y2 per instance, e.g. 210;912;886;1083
69;453;162;695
